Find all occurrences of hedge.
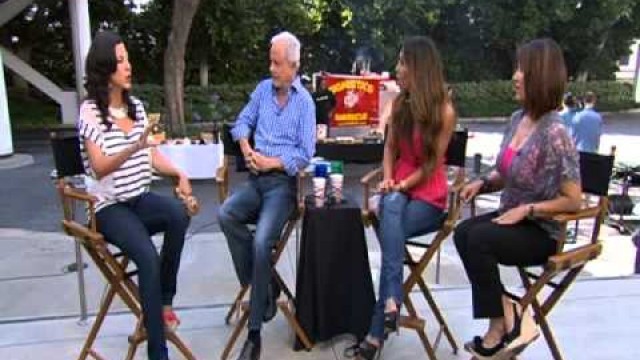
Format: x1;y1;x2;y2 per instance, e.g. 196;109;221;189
9;80;636;129
134;83;256;123
452;80;637;118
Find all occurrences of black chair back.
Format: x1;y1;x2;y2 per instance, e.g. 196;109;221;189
445;129;468;168
50;130;85;178
579;151;615;196
222;123;255;157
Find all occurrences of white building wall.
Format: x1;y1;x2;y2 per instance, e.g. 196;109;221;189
616;39;640;83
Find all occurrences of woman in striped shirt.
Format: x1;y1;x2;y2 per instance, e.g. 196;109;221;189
77;31;192;360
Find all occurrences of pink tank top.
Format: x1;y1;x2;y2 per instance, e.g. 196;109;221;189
393;131;447;209
499;146;517;174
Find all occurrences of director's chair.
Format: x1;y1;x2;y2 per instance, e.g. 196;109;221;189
50;130;196;360
217;124;313;359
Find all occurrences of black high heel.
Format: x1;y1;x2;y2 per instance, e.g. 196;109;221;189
344;339;383;360
464;335;508;359
383;310;399;337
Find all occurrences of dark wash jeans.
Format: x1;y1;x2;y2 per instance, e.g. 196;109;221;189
96;192;190;360
368;191;444;341
218;172;296;331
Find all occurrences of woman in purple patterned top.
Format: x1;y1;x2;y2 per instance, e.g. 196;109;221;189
454;38;582;359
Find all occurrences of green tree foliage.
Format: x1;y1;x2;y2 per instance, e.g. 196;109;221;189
0;0;136;89
3;0;640;88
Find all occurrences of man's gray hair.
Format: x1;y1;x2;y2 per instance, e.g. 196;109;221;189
271;31;301;67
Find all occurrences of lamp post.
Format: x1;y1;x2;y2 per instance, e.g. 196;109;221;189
635;41;640;104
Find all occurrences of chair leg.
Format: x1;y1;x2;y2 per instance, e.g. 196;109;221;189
167;330;198;360
221;306;250;360
226;285;249;325
532;300;564;360
125;319;144;360
77;286;116;360
277;300;313;350
403;294;438;360
416;276;458;354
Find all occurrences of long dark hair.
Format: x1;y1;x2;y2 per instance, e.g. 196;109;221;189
390;36;449;178
84;30;135;128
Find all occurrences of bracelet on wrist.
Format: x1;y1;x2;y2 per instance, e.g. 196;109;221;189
478;175;491;191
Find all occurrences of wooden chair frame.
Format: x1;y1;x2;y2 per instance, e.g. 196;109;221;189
506;149;615;360
51;132;195;360
360;129;468;360
216;126;313;359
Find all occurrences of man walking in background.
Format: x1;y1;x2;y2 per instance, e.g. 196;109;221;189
572;91;603;153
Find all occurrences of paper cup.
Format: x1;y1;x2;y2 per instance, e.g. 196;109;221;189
330;173;344;202
312;177;327;207
317;124;328;141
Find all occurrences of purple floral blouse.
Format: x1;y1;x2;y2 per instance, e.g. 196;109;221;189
495;110;581;240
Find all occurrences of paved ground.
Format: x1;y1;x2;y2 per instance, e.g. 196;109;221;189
0;112;639;359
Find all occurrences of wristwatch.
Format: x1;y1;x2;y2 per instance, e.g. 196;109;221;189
526;204;536;220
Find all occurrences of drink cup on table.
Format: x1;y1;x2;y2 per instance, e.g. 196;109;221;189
330;173;344;203
312;177;327;207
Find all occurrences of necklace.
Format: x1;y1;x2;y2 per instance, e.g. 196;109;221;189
108;105;128;119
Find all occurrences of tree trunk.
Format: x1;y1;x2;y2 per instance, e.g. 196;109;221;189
163;0;201;137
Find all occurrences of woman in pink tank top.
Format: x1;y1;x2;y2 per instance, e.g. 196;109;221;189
354;36;456;360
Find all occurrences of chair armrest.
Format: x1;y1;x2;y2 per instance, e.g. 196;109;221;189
62;219;106;248
296;171;307;210
360;167;383;185
546;242;602;273
360;167;382;213
551;206;601;223
61;186;98;204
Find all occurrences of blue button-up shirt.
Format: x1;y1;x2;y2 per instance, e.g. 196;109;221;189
231;77;316;176
572;107;602;153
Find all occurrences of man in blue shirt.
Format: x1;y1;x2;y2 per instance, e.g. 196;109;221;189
572;91;603;153
218;31;315;360
559;92;578;138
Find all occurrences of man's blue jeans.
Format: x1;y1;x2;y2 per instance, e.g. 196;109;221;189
95;192;190;360
368;191;444;341
218;172;296;330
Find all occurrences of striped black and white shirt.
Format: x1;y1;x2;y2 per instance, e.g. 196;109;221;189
77;97;152;212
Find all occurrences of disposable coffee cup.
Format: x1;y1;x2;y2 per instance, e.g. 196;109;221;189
317;124;328;141
312;177;327;207
330;173;344;202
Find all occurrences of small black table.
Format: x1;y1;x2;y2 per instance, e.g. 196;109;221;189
294;195;375;349
315;142;384;163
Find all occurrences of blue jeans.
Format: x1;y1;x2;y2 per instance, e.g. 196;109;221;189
95;192;190;360
218;172;296;330
368;191;444;341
